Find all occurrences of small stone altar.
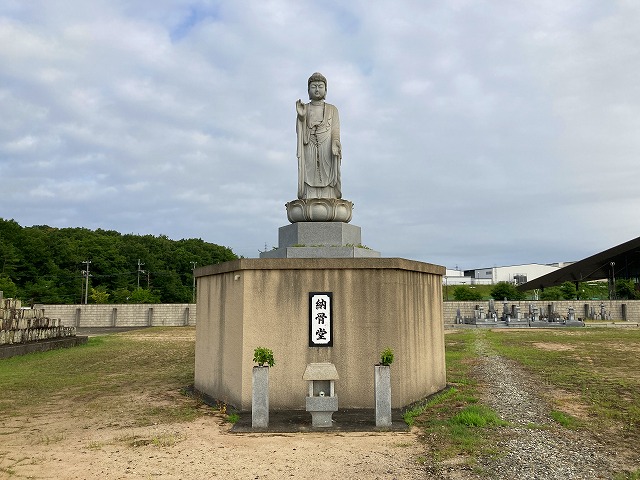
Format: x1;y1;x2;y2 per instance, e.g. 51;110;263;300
303;362;339;427
194;73;446;415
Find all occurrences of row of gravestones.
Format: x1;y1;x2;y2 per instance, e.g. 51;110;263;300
0;326;77;345
0;295;75;345
457;300;585;326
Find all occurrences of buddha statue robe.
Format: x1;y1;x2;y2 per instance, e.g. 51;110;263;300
296;101;342;199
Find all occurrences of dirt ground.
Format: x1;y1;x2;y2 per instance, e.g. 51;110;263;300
0;410;427;479
1;328;429;479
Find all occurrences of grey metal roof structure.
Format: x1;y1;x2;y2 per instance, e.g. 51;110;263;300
517;235;640;291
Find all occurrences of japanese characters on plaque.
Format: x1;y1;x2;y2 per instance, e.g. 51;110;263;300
309;292;333;347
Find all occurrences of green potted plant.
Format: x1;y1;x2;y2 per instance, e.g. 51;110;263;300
253;346;275;367
252;346;274;428
380;347;394;366
375;347;393;427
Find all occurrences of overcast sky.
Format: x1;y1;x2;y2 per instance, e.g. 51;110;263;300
2;1;640;269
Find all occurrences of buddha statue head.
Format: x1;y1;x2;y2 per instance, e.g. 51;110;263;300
307;72;327;101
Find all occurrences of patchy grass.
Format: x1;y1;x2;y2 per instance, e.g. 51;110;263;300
403;387;459;427
550;410;581;429
121;433;185;448
451;405;508;428
409;331;507;467
32;433;66;446
86;441;106;450
136;404;202;427
226;412;240;424
415;328;640;475
614;470;640;480
0;327;206;426
485;328;640;447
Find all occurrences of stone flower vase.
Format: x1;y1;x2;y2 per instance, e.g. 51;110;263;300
374;365;392;427
252;366;269;428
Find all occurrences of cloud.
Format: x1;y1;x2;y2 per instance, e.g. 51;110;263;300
2;0;640;269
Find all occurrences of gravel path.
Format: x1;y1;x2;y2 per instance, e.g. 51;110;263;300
467;330;615;479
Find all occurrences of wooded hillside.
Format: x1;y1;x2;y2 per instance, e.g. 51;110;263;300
0;218;237;304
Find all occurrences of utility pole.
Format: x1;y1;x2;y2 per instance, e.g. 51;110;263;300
610;262;616;300
82;260;91;304
137;259;145;289
191;261;197;303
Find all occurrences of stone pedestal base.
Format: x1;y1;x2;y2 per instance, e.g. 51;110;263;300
251;366;269;428
261;245;380;258
565;320;586;327
306;396;338;427
281;222;361;247
260;222;380;259
374;365;392;427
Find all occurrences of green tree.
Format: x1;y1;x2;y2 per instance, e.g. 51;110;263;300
452;285;483;301
129;287;161;304
0;239;20;276
615;279;638;300
559;281;577;300
540;287;563;301
577;281;609;300
0;218;237;303
90;287;110;304
112;288;132;303
22;277;65;304
150;270;191;303
0;220;24;278
490;282;526;301
0;274;18;298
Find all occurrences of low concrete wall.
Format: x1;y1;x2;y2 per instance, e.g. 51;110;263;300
43;304;196;327
42;299;640;328
0;337;88;359
444;299;640;324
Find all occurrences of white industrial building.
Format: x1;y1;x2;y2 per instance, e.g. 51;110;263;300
444;262;574;286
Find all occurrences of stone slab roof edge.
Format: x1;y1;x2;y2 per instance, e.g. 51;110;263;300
195;257;445;278
302;362;339;380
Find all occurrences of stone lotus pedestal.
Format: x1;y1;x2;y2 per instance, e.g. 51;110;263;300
374;365;392;427
251;366;269;428
286;198;353;223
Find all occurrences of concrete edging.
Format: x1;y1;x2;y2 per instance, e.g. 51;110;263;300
0;336;88;359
